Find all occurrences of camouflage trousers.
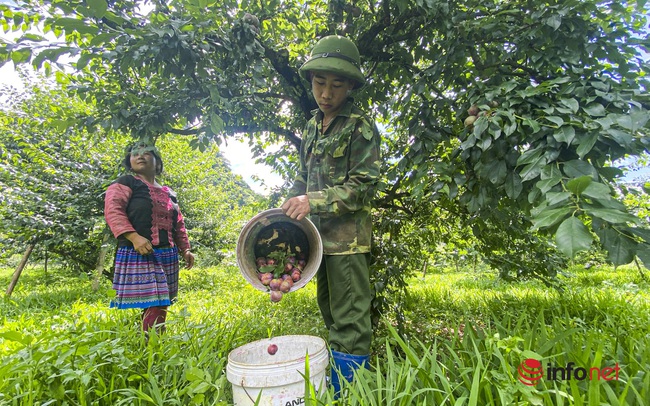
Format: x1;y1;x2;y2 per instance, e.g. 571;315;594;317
317;253;372;355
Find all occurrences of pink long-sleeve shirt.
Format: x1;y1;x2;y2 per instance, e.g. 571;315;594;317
104;175;191;252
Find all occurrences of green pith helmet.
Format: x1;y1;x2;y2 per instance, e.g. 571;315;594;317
299;35;365;89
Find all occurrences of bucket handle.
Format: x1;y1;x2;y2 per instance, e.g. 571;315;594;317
241;379;262;404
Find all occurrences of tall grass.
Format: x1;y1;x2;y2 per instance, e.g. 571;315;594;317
1;264;648;405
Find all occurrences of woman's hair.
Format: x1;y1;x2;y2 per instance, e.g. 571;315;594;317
122;143;164;175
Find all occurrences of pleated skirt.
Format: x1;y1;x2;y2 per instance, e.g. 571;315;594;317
110;246;179;309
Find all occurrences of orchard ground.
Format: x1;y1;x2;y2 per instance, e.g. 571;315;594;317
0;262;648;405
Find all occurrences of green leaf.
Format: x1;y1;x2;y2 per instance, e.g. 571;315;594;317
606;128;632;147
555;216;593;258
18;33;46;42
545;14;561;30
563;160;598;179
531;207;572;230
504;119;517;136
210;112;224;134
545;116;564;126
76;53;91;70
87;0;108;19
616;111;649;131
472;116;488;137
581;182;611;201
546;191;571;205
560;98;579;114
595;116;614;129
536;176;561;194
565;176;592;196
520;157;546;182
597;228;636;266
590;80;610;92
585;208;639;224
522;118;541;132
517;148;543;166
553;126;575;145
486;160;506;184
477;135;492;150
501;80;517;94
0;331;33;345
636;243;650;270
583;103;606;117
10;48;31;64
540;164;562;180
460;134;476;150
505;172;522;199
89;32;116;46
185;366;205;381
576;132;598;158
54;17;98;35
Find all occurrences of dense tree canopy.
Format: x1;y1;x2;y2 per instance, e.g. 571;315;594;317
0;77;262;271
1;1;649;306
0;79;117;271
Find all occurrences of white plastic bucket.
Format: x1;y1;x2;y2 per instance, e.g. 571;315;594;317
226;335;329;406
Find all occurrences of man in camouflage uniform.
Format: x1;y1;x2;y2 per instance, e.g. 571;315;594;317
281;35;381;394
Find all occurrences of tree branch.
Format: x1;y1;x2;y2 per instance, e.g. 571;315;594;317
259;40;316;121
168;123;302;149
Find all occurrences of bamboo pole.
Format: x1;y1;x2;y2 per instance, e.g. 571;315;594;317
6;243;35;297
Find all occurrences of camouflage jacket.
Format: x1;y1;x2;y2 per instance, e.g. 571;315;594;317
287;99;381;255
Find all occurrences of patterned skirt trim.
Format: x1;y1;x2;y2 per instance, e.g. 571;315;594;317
110;246;179;309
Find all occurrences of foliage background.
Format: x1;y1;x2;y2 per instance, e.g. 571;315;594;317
0;0;649;319
0;77;263;272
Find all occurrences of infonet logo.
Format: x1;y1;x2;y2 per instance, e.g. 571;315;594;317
518;359;544;385
518;359;620;386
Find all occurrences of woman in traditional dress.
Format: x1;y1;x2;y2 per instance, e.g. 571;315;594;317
104;142;194;333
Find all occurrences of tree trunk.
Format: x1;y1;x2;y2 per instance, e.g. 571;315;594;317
92;234;111;291
6;244;35;297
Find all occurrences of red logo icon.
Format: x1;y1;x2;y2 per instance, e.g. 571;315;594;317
518;358;543;386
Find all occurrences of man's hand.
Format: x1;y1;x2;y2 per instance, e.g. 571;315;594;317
281;195;311;220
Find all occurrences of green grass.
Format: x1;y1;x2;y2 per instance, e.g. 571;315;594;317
0;264;648;405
